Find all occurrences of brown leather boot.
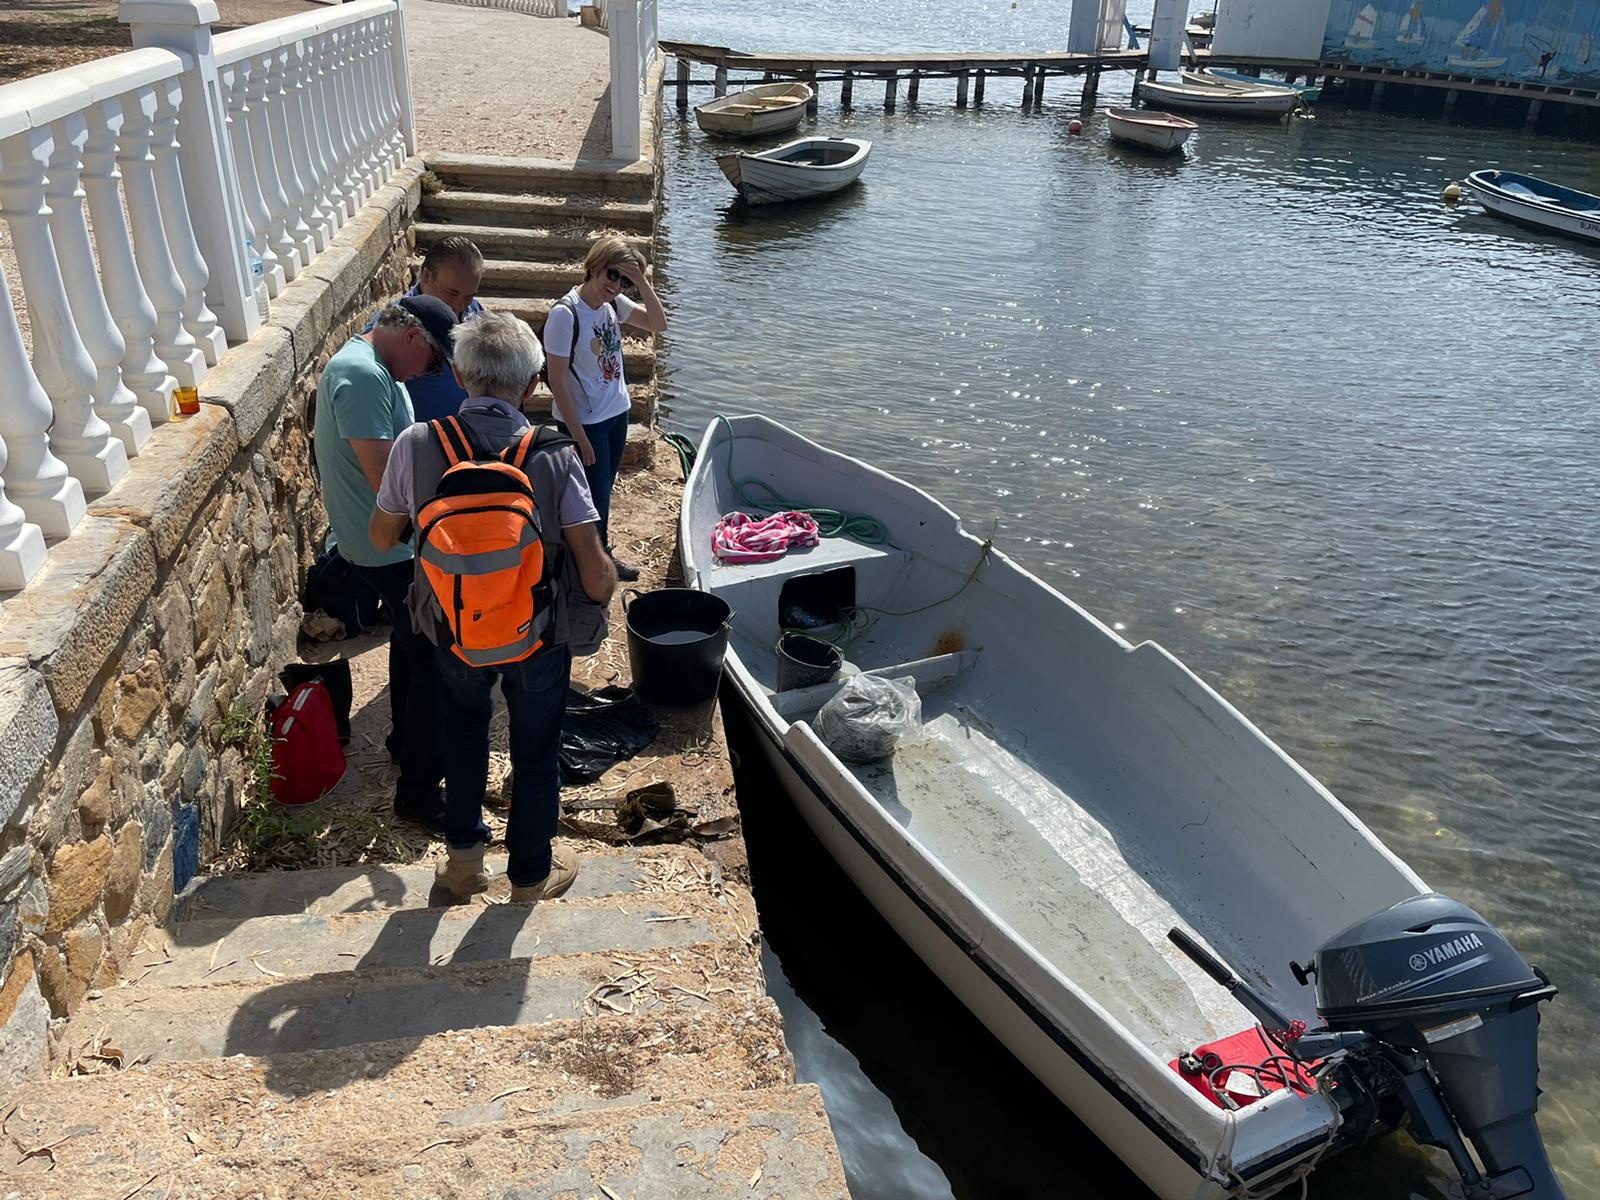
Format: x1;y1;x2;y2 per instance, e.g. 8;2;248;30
434;843;490;899
508;845;578;903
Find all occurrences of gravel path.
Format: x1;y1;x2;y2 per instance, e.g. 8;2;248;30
405;1;614;161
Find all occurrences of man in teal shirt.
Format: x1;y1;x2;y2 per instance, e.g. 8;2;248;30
313;295;459;830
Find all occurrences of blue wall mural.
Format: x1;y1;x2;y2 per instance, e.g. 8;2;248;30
1323;1;1600;89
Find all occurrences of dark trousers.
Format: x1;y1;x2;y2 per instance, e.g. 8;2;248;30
570;411;628;549
351;560;442;807
435;645;572;887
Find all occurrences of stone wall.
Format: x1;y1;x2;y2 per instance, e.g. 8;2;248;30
0;159;426;1084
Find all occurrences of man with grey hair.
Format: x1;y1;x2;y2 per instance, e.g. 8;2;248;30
370;312;616;902
314;293;460;831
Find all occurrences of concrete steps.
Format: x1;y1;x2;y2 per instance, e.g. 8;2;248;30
415;220;652;261
2;1084;848;1199
427;151;656;199
10;1004;793;1165
423;187;655;231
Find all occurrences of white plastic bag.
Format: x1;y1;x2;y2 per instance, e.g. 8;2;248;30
815;674;922;763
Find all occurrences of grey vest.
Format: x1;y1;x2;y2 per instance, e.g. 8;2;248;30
406;404;608;657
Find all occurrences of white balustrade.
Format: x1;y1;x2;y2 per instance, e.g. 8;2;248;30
120;82;206;397
220;60;286;297
0;257;86;542
82;99;169;451
607;0;658;161
47;112;150;461
0;0;411;590
150;83;227;365
0;125;129;495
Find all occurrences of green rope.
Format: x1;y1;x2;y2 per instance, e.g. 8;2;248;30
716;414;889;543
662;431;697;481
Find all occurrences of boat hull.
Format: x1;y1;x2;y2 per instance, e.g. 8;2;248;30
1466;169;1600;245
1105;108;1195;153
1136;79;1300;118
717;136;872;205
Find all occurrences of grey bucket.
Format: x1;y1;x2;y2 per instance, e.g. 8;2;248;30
776;632;842;692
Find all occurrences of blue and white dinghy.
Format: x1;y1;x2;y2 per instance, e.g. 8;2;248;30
681;415;1570;1200
1465;169;1600;245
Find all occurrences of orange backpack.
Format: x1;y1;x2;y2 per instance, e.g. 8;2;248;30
417;417;569;667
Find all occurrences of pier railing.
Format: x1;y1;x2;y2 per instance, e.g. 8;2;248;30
0;0;414;596
606;0;658;160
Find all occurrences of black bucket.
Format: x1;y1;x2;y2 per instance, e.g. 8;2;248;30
776;632;842;692
624;588;733;707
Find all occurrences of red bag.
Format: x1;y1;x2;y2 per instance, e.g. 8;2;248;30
268;681;346;807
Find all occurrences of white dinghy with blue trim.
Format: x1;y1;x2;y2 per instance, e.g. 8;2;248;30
680;415;1571;1200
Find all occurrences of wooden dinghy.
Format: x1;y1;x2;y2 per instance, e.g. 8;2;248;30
1136;77;1301;118
1188;67;1322;103
1464;169;1600;245
694;82;814;139
716;136;872;206
1105;106;1198;153
681;415;1436;1199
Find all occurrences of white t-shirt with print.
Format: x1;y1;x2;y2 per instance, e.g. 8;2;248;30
544;288;636;426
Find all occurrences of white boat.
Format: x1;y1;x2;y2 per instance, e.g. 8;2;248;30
716;136;872;206
694;82;814;139
1135;77;1300;118
681;415;1569;1200
1180;69;1311;102
1104;105;1197;153
1465;169;1600;245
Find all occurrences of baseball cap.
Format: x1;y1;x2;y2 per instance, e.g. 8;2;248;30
395;293;459;360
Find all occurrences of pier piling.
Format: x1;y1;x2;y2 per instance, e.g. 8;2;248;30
1022;64;1035;107
956;69;969;109
1442;88;1460;119
805;70;818;114
1035;67;1047;105
974;69;986;105
841;69;854;109
885;72;897;111
714;66;727;97
675;57;690;109
1525;98;1543;130
907;69;920;105
1371;80;1386;106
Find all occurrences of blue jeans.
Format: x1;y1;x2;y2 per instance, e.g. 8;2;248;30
565;411;628;550
434;645;572;887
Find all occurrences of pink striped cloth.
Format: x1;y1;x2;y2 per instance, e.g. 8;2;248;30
711;511;821;564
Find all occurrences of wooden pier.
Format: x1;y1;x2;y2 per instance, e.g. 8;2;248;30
662;39;1600;128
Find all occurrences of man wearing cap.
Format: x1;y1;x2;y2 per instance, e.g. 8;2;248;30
364;235;486;422
313;294;460;830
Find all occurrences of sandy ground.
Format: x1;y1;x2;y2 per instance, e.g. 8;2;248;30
405;1;614;160
240;443;744;886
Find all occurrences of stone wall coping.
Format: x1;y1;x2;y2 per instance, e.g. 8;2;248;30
0;658;58;832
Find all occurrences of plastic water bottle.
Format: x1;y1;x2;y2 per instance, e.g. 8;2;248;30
246;240;270;324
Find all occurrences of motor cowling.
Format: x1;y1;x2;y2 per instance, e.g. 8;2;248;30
1310;894;1566;1200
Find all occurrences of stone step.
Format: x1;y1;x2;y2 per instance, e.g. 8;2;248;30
415;220;653;261
423;187;655;230
136;891;737;988
427;151;656;199
2;1084;848;1200
479;255;657;298
60;941;762;1064
9;1003;793;1169
623;420;660;468
521;382;659;427
173;846;710;924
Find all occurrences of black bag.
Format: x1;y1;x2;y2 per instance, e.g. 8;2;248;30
302;545;383;638
279;660;354;745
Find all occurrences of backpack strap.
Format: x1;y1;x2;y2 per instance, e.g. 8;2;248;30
434;415;499;466
503;423;575;471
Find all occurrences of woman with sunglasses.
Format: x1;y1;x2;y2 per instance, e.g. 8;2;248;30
543;236;667;582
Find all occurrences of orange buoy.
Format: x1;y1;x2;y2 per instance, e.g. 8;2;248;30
1068;119;1084;134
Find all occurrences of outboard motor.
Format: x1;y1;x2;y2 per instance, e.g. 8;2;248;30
1304;894;1565;1200
1171;893;1566;1200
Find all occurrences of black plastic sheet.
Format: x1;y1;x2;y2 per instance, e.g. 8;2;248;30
560;686;660;784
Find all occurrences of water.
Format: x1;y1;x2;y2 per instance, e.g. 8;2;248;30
655;6;1600;1196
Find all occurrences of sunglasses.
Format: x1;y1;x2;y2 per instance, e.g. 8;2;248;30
605;267;634;289
420;334;446;377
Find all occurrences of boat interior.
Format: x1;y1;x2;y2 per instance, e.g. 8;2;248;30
765;139;862;167
687;419;1424;1079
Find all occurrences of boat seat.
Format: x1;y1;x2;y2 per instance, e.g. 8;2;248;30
705;533;899;585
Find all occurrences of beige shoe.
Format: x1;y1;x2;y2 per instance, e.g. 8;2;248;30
434;844;490;899
508;845;578;903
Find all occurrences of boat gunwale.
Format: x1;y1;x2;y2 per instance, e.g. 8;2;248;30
1104;105;1199;131
1466;168;1600;216
730;135;872;174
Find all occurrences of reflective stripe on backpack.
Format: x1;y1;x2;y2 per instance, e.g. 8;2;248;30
418;419;553;667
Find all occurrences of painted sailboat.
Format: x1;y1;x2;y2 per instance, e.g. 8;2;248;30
1396;1;1426;46
1521;1;1574;79
1447;0;1508;70
1344;3;1378;50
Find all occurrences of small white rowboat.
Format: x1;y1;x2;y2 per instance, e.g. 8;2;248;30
694;82;814;139
1180;69;1304;102
682;415;1434;1199
1105;106;1198;153
716;136;872;206
1464;169;1600;246
1136;77;1301;118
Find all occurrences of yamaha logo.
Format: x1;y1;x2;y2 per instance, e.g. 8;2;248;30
1409;933;1487;975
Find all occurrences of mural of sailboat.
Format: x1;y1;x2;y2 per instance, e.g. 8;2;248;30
1447;0;1508;70
1396;1;1426;45
1345;2;1379;49
1521;1;1574;79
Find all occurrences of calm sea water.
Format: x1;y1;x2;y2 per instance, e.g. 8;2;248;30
655;5;1600;1196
